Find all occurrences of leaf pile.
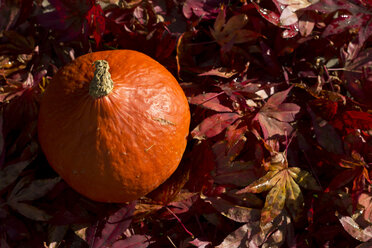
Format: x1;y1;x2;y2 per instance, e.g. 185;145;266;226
0;0;371;247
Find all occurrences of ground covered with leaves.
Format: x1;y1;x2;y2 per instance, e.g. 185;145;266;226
0;0;372;247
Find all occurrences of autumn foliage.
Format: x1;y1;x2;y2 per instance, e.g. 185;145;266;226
0;0;371;247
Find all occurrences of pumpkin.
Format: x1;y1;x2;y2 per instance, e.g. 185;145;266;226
38;50;191;203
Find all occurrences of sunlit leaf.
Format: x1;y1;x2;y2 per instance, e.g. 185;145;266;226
285;176;304;221
216;222;260;248
188;92;232;112
255;87;300;140
192;113;241;140
203;196;261;223
237;170;282;194
182;0;220;19
189;237;212;248
199;67;238;78
260;177;287;226
260;211;293;248
337;213;372;242
358;193;372;223
239;151;319;228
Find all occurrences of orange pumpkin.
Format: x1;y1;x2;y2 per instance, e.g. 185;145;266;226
38;50;190;203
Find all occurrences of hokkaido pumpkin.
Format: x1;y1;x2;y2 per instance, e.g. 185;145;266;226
38;50;191;203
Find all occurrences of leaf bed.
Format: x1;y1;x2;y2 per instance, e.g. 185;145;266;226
0;0;371;247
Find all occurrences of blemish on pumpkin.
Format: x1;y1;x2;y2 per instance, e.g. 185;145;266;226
153;117;175;126
145;144;154;152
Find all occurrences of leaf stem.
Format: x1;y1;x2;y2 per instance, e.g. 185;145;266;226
165;207;194;238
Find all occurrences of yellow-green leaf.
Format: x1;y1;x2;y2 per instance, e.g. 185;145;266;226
237;170;282;194
290;168;321;191
285;176;304;221
260;176;287;226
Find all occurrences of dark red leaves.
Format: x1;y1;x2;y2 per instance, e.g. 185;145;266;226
36;0;105;45
192;113;241;140
182;0;220;20
308;106;344;154
111;235;153;248
86;3;105;46
189;92;232;112
342;111;372;130
86;202;136;248
359;192;372;223
2;0;372;247
254;86;300;140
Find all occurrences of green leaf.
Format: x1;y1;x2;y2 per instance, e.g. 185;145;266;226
260;176;287;226
290;168;321;191
285;176;304;221
240;152;320;229
237;170;282;194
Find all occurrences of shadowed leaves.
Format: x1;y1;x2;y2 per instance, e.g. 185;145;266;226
6;176;61;221
210;8;262;51
85;202;136;248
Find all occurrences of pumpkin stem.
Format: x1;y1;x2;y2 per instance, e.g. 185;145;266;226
89;60;114;98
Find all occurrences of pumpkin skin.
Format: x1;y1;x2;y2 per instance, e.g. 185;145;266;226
38;50;190;203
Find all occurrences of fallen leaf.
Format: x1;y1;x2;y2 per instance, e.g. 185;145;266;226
277;0;313;26
0;160;32;192
86;202;136;248
188;92;232;112
111;234;153;248
182;0;220;19
192;113;241;140
199;67;238;78
0;233;11;248
210;8;262;51
47;224;69;248
8;177;61;202
214;160;260;187
216;222;260;248
358;193;372;223
189;237;212;248
337;213;372;242
254;86;300;140
8;202;51;221
237;152;319;226
308;105;344;154
203;196;261;223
